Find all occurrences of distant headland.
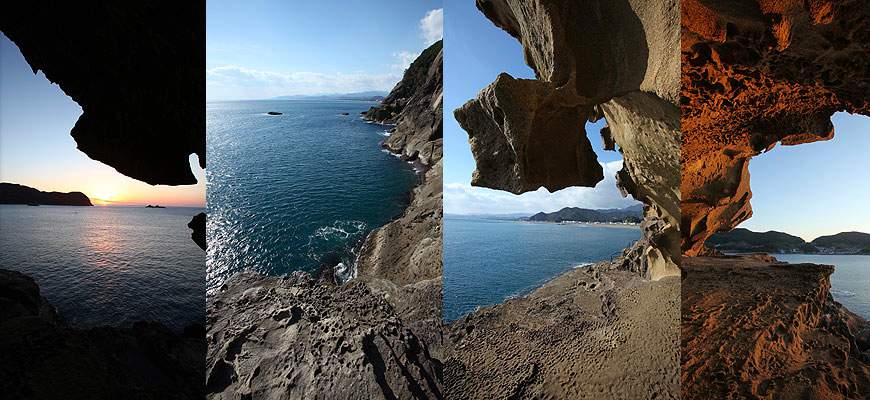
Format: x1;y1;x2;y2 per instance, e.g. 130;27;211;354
0;182;92;206
524;204;643;224
707;228;870;255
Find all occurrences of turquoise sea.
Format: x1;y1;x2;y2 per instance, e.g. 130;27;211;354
206;100;418;292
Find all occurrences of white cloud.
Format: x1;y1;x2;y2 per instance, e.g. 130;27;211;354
206;65;402;100
444;160;641;215
391;51;420;72
420;8;443;45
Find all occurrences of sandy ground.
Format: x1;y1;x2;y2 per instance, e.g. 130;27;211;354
443;261;679;399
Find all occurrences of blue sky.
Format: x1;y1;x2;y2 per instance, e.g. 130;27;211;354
443;1;635;215
741;112;870;240
0;33;205;206
207;0;442;100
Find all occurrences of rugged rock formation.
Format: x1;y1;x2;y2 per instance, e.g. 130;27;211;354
359;40;444;357
206;40;444;399
0;269;205;400
680;0;870;255
682;256;870;399
0;182;92;206
0;2;205;185
206;272;441;399
444;259;680;399
365;40;443;165
456;0;681;281
189;212;207;251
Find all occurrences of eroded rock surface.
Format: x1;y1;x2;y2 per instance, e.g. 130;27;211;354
444;260;680;399
0;269;205;400
682;256;870;399
457;0;681;280
0;2;205;185
680;0;870;255
206;272;441;400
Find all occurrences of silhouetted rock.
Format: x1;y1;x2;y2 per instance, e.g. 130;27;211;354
0;2;205;185
0;269;204;400
188;212;206;251
0;182;92;206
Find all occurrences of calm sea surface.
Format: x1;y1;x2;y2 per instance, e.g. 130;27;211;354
206;100;417;292
0;205;204;331
443;216;641;322
773;254;870;319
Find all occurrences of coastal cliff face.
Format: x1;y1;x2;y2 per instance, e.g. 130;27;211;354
455;0;681;281
682;256;870;399
359;40;444;356
0;182;92;206
206;43;444;398
680;0;870;255
0;2;205;186
0;269;205;400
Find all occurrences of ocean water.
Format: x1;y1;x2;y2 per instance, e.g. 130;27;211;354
206;100;418;291
443;215;642;322
773;254;870;319
0;205;205;331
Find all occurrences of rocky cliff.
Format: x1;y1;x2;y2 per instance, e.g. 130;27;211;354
445;1;681;398
207;43;444;398
0;269;205;400
0;1;205;186
0;182;92;206
455;0;681;281
680;0;870;255
682;256;870;399
358;40;444;356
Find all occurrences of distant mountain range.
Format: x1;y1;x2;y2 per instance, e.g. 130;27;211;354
525;204;643;223
272;91;387;101
0;182;92;206
707;228;870;255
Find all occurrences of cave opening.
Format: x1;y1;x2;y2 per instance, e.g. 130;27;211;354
733;112;870;318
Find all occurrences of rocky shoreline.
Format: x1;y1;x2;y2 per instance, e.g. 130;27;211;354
206;40;444;399
682;255;870;399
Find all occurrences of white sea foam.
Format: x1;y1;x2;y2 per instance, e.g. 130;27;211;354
573;262;593;269
832;289;857;298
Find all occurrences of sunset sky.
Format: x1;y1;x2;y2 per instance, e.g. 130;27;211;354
0;33;205;207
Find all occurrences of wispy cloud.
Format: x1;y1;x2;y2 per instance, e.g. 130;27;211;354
444;160;640;215
391;51;420;72
206;65;403;100
420;9;443;45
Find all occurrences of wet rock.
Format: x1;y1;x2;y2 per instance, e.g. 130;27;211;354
0;2;205;185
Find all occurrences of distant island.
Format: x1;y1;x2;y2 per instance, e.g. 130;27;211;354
272;91;387;102
525;204;643;224
707;228;870;255
0;182;92;206
145;204;166;209
266;111;282;115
